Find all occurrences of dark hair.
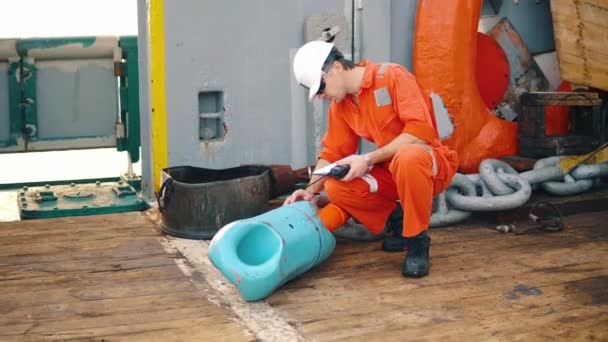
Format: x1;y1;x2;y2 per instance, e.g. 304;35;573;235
321;47;355;71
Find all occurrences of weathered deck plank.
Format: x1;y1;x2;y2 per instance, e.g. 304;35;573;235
1;207;606;341
267;211;608;341
0;212;254;341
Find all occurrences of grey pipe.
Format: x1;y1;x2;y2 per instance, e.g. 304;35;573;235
0;39;17;59
23;36;119;60
479;159;519;195
446;173;531;211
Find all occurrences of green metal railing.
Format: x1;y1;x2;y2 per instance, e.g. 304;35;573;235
0;36;140;162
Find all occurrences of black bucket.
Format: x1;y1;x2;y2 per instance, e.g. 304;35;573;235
158;165;271;239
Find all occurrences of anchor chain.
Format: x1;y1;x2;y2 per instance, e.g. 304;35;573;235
430;157;608;228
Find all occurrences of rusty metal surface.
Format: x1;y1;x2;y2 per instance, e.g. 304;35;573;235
159;166;271;239
500;156;538;172
268;165;298;197
266;165;311;198
17;181;146;219
488;18;549;121
518;92;605;157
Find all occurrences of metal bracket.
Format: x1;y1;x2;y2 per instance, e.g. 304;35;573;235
113;184;136;197
305;15;349;53
320;26;341;42
116;122;125;139
35;190;57;202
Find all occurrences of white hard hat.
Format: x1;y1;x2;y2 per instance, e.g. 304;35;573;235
293;41;334;101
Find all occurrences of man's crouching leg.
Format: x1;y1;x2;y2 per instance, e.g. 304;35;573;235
380;205;431;276
387;144;436;278
323;168;398;236
381;204;406;252
402;230;431;278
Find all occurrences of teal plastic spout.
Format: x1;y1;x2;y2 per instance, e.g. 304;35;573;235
208;201;336;301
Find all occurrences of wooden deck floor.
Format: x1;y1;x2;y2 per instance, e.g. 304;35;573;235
1;209;607;341
270;211;608;341
0;213;254;341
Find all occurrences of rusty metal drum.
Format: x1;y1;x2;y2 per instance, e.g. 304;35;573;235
158;166;271;239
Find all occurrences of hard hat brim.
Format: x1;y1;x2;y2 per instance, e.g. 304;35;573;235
307;78;321;102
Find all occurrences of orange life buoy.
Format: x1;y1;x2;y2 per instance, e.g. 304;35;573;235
414;0;518;173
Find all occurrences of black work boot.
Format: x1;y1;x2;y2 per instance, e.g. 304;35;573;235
402;231;431;278
381;205;406;252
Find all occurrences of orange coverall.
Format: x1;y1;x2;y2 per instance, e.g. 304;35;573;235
318;60;458;238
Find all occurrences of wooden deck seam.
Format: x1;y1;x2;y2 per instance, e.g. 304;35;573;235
161;237;307;342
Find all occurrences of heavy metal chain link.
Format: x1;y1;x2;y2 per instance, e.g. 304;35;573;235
430;157;608;228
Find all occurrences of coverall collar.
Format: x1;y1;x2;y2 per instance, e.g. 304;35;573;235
356;59;375;94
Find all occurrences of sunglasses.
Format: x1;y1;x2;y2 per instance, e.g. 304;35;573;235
316;79;326;95
316;71;328;95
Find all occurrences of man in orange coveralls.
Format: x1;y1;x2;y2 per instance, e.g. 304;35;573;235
284;41;458;278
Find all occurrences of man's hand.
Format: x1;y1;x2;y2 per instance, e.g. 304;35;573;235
283;189;315;205
338;154;371;182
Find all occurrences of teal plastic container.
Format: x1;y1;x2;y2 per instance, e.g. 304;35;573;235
208;201;336;301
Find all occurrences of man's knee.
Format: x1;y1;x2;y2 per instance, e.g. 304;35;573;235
324;177;369;202
392;144;432;167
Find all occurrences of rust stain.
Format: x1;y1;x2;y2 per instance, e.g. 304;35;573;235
203;141;211;154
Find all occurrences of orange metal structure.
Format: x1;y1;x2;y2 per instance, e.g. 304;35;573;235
414;0;518;173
